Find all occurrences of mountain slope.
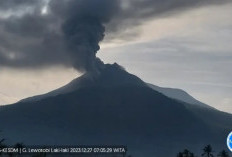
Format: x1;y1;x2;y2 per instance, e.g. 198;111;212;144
147;83;213;109
0;63;231;157
21;63;145;103
147;82;232;130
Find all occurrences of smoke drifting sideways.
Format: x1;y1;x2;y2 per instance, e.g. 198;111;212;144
0;0;231;73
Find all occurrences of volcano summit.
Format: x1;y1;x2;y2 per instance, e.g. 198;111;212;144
0;63;232;157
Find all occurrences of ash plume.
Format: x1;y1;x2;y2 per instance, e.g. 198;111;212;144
0;0;231;72
58;0;120;71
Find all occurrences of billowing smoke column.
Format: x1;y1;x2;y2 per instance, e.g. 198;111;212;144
53;0;119;72
0;0;230;72
62;15;105;72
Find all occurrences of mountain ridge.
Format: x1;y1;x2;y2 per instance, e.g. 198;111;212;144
147;83;214;109
1;63;231;157
20;63;146;103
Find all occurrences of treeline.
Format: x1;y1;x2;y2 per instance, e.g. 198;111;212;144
177;145;230;157
1;133;230;157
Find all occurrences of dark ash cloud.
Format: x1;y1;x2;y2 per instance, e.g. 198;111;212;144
0;0;40;10
0;0;120;72
58;0;120;71
106;0;231;40
0;0;231;72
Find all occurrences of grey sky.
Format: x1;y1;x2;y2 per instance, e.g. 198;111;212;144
100;4;232;113
0;1;231;113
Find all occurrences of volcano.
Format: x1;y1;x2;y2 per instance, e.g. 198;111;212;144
0;63;232;157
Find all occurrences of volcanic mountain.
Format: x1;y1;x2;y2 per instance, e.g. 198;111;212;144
0;63;232;157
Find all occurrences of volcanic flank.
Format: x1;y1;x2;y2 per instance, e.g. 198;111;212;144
0;0;232;157
1;63;232;157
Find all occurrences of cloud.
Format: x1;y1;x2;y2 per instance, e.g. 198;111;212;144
0;0;231;72
98;4;232;113
0;0;120;72
0;0;41;10
105;0;231;40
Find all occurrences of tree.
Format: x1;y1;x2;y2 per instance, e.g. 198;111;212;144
218;150;230;157
184;149;195;157
202;145;214;157
177;149;195;157
177;152;184;157
189;152;195;157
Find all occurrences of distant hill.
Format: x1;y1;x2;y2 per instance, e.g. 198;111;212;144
147;83;213;109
